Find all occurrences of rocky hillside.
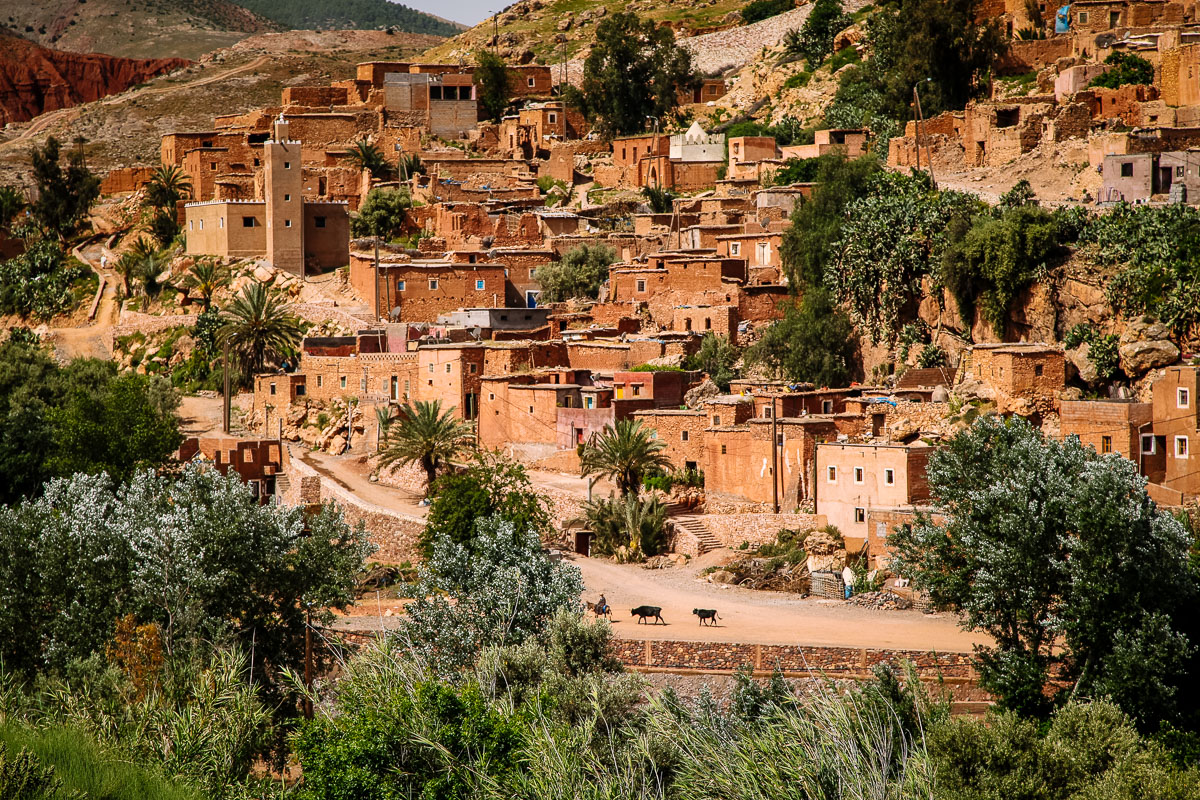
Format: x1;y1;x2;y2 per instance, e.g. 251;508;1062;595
0;30;189;125
0;0;280;61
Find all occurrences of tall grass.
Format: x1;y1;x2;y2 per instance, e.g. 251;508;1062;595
0;723;203;800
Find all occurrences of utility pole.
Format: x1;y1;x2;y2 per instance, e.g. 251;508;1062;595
222;340;231;434
913;82;937;190
771;396;779;514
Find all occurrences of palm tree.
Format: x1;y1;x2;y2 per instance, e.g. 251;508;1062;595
579;419;672;497
218;282;304;376
397;153;423;181
144;165;192;212
185;259;228;311
378;400;474;494
574;494;668;562
345;140;391;179
124;237;165;300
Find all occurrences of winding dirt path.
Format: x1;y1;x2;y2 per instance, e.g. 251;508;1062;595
48;239;119;362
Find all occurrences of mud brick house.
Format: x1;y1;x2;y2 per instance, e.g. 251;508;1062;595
1101;149;1200;201
673;305;737;338
384;72;477;138
184;119;349;275
955;343;1066;416
417;344;487;419
634;408;707;471
178;437;288;499
1059;399;1152;463
254;352;420;412
436;307;551;336
780;128;869;160
727;136;779;180
703;416;842;510
350;253;510;322
814;442;934;556
600;122;725;191
1147;365;1200;499
716;230;784;282
610;369;698;405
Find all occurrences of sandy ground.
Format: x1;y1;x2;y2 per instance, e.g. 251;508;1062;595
46;240;119;363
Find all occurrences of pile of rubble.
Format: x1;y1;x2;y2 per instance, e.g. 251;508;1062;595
847;590;913;611
705;558;811;593
642;553;690;569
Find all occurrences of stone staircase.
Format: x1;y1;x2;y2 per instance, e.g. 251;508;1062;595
670;514;723;554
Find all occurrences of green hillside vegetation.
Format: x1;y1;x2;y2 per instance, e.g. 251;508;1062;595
230;0;463;35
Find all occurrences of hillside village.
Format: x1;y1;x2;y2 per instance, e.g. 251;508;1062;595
6;0;1200;796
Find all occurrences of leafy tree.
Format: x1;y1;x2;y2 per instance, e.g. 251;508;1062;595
350;187;412;240
767;156;821;186
939;204;1066;336
378;399;474;493
574;494;668;562
890;416;1194;725
786;0;851;66
183;258;228;311
48;371;182;484
345;139;391;179
396;517;584;671
29;136;100;240
0;185;27;234
999;178;1038;208
562;11;699;138
748;289;857;387
916;343;947;368
827;172;982;343
424;450;551;556
475;50;511;122
684;332;740;391
741;0;793;23
825;0;1005;130
780;153;881;289
534;242;616;302
579;419;672;498
1089;52;1155;89
218;282;304;376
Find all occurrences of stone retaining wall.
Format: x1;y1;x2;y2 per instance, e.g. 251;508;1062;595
702;513;826;549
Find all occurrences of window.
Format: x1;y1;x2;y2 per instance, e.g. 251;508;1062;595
854;507;866;524
475;279;485;290
1178;166;1186;178
1120;161;1133;177
548;112;557;123
721;444;727;454
283;161;291;169
1177;436;1189;458
681;430;689;442
1142;434;1157;455
632;385;641;396
821;400;834;414
245;449;254;463
1078;10;1089;23
317;375;323;388
269;383;277;395
295;385;305;396
827;465;837;483
283;194;291;202
730;242;741;256
198;219;204;230
188;220;193;231
396;280;406;291
1101;435;1113;454
314;216;326;228
884;468;895;485
636;279;646;292
764;406;772;418
529;406;534;414
243;216;255;227
469;363;477;373
339;376;347;389
712;415;720;426
854;467;864;484
705;318;712;330
284;219;292;228
429;279;439;290
527;77;535;87
219;217;224;228
1179;388;1190;408
210;162;217;170
428;364;434;373
446;364;452;374
1034;364;1044;377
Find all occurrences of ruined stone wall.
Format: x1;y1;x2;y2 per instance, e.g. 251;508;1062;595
101;166;155;194
702;513;827;549
996;37;1074;73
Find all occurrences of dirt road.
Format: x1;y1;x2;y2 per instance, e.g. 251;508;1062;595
576;554;983;653
48;240;119;362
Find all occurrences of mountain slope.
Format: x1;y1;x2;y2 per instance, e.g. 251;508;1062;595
230;0;464;36
0;29;189;124
0;0;280;60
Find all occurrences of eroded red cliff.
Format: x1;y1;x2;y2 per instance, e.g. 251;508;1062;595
0;32;190;125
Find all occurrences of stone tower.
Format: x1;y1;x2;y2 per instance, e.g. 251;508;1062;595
264;116;304;276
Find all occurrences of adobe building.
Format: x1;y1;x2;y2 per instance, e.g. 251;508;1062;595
814;442;934;555
1148;365;1200;498
184;118;350;275
350;252;511;322
384;72;477;138
955;343;1066;416
178;437;289;500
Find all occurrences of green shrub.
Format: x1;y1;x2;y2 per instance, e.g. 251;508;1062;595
1089;52;1155;89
